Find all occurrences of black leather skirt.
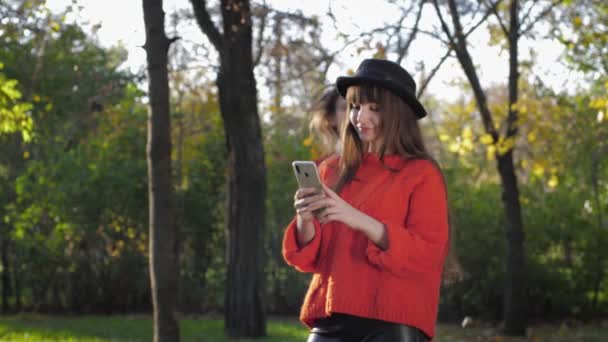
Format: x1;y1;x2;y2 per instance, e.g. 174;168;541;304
306;313;430;342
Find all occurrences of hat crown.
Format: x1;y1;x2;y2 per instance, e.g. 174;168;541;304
335;58;427;119
355;59;417;95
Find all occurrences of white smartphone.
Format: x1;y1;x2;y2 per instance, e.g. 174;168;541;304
292;160;323;195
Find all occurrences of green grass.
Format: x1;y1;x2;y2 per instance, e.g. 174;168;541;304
0;315;607;341
0;315;307;341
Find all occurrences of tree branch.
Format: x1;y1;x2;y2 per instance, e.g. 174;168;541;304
442;0;498;138
433;0;456;48
464;1;501;38
417;48;452;98
189;0;223;52
396;0;424;64
505;0;520;138
252;2;269;67
483;0;509;36
520;0;561;36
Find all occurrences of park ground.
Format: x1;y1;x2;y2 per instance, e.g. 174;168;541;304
1;315;608;341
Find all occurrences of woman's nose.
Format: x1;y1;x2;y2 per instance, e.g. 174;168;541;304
357;107;370;123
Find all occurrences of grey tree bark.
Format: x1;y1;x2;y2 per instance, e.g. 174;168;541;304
142;0;180;341
190;0;267;338
434;0;527;335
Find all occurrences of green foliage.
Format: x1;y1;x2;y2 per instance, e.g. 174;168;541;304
437;79;608;320
439;171;505;321
175;107;228;313
263;116;315;314
8;83;150;312
0;65;33;142
556;0;608;77
0;0;607;326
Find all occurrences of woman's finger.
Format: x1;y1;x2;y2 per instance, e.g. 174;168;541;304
295;187;322;200
295;194;325;208
322;183;340;200
319;213;336;225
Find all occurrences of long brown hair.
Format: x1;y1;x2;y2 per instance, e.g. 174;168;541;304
337;83;463;283
309;87;342;154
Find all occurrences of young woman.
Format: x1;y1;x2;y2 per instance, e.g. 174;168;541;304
309;87;347;157
283;59;452;341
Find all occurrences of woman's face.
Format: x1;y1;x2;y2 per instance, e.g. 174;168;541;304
349;101;382;151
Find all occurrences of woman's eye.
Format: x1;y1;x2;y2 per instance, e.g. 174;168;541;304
370;105;380;112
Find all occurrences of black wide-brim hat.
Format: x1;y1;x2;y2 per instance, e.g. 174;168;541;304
336;59;427;119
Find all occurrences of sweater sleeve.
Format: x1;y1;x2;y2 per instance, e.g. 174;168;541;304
281;157;336;273
282;217;323;273
366;164;449;276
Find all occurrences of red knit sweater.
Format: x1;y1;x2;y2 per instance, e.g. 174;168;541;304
282;154;449;339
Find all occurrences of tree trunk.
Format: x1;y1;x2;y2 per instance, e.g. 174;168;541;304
501;0;527;334
189;0;267;337
219;0;267;337
14;247;20;312
272;15;283;118
497;152;527;335
591;152;605;314
142;1;179;341
1;233;10;313
437;0;528;335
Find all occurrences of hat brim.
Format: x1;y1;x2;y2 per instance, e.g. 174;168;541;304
336;76;427;119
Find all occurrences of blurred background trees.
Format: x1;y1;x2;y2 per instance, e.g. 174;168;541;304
0;0;606;339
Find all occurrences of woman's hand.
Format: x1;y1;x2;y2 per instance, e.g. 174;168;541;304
317;184;388;249
293;188;325;223
316;184;367;229
293;188;325;247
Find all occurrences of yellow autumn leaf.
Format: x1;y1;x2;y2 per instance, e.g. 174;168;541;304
590;98;606;109
462;126;473;140
532;162;545;177
548;175;559;188
22;130;32;142
480;134;494;145
50;21;61;32
23;150;30;159
486;145;496;161
439;133;450;142
510;103;518;111
462;138;474;151
519;105;528;115
303;135;313;147
496;136;515;155
448;142;460;153
310;146;321;160
127;228;136;239
527;131;537;143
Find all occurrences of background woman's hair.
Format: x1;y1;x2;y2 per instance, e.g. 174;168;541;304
309;87;342;154
335;83;463;283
